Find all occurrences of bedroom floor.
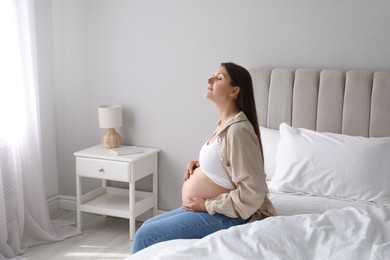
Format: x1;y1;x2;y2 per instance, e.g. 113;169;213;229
21;209;138;260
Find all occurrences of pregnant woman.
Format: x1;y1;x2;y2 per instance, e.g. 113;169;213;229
131;62;276;254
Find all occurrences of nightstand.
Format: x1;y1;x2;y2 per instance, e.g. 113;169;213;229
74;145;159;240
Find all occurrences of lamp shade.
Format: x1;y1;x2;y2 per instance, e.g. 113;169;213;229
98;105;123;129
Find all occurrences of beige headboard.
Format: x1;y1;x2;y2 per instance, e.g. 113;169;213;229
251;68;390;138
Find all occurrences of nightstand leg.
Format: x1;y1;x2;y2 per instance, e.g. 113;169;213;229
153;170;158;216
76;175;82;230
129;181;135;240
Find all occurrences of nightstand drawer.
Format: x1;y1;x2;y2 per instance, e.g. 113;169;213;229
76;157;130;182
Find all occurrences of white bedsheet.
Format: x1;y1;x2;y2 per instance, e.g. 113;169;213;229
270;191;375;216
127;205;390;260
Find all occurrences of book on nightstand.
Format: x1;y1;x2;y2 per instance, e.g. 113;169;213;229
109;146;143;156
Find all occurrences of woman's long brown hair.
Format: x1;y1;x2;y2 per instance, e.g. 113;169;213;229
221;62;264;162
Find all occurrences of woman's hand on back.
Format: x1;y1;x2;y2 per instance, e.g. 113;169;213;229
183;160;200;181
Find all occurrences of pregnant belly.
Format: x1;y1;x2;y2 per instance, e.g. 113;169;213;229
182;167;232;205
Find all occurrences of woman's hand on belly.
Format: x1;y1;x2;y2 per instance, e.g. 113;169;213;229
182;196;206;212
182;167;233;207
183;160;200;181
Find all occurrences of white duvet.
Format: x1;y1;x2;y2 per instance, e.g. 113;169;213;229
128;205;390;260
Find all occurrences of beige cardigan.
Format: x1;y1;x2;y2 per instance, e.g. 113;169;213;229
205;112;276;222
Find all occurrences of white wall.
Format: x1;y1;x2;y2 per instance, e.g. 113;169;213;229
35;0;59;198
48;0;390;210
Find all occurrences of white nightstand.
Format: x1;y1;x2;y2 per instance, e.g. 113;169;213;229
74;145;159;240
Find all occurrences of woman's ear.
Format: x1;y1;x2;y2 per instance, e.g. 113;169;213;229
230;86;240;98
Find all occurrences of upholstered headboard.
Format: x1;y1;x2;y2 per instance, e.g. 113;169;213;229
250;69;390;138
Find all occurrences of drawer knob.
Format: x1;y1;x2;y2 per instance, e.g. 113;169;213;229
99;168;104;173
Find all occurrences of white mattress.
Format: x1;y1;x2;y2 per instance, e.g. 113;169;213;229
269;191;375;216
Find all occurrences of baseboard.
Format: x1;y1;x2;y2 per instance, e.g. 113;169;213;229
47;195;60;212
59;195;78;211
47;195;77;212
47;195;167;220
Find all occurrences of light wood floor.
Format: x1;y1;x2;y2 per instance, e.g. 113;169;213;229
21;209;140;260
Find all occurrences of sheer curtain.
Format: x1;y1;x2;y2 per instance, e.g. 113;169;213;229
0;0;80;259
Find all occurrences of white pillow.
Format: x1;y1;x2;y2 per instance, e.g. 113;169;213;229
269;123;390;206
259;127;280;180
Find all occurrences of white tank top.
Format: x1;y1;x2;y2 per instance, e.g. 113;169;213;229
199;140;235;189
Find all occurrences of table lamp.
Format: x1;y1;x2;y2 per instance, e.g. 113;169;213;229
98;104;123;149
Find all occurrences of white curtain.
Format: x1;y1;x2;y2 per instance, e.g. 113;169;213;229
0;0;80;259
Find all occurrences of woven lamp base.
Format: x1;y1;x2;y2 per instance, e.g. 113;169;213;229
102;128;121;149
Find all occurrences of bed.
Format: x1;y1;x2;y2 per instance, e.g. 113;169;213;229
127;68;390;259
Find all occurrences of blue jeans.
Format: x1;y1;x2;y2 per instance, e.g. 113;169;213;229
131;207;245;254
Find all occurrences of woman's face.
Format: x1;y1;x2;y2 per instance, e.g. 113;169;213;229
205;66;236;102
